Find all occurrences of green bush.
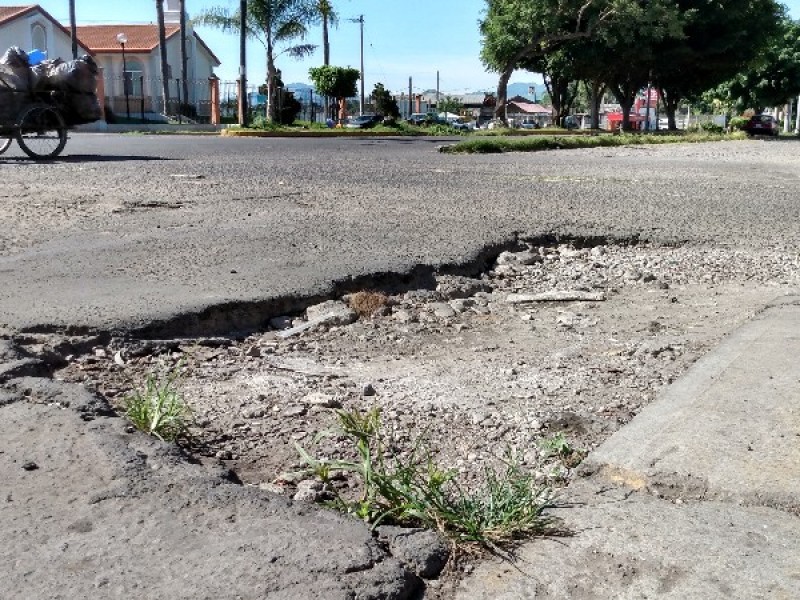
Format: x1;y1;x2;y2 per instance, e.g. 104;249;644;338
699;121;725;134
729;116;749;131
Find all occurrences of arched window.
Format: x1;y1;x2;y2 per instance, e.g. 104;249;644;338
31;23;47;52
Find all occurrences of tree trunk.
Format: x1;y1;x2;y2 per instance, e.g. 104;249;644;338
589;79;604;129
660;87;681;130
495;66;513;124
323;17;330;65
266;39;277;122
179;0;189;113
323;16;330;121
611;80;638;132
156;0;170;115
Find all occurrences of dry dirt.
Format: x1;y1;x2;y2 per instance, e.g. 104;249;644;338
53;240;798;491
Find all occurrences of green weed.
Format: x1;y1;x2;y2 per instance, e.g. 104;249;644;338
124;363;191;442
296;408;554;547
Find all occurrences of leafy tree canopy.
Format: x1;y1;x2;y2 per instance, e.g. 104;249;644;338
372;83;399;117
309;65;360;99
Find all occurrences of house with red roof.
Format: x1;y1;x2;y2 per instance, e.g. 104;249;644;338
0;2;220;121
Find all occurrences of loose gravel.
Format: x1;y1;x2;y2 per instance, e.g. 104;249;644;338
55;241;798;499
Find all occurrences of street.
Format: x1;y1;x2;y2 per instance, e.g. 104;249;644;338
0;133;798;335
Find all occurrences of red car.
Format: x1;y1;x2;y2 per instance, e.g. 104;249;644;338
743;114;779;136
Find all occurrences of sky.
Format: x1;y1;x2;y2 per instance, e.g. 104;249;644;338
16;0;800;95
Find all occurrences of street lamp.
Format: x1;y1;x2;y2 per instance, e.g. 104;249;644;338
116;32;130;119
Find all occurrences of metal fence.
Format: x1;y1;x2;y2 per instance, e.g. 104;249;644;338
103;76;215;123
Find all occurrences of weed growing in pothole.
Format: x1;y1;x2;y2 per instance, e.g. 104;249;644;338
124;363;191;442
296;407;555;548
538;432;587;469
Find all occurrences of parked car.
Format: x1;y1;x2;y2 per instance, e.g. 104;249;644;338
743;114;779;136
447;117;472;131
345;114;382;129
520;118;540;130
407;113;432;126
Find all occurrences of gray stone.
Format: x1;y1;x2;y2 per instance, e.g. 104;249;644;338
302;392;342;408
431;303;456;318
376;526;450;579
393;309;417;324
306;300;358;326
435;275;492;300
496;250;543;266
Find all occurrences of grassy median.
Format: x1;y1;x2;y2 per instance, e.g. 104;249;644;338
440;131;746;153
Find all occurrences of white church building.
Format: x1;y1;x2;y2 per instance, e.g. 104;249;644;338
0;2;220;121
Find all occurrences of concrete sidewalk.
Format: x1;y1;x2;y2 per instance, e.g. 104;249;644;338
457;295;800;599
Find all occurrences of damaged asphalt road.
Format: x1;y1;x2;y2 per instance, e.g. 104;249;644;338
1;134;799;599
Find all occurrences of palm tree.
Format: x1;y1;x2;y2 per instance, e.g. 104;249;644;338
195;0;316;121
179;0;189;112
315;0;337;66
156;0;171;115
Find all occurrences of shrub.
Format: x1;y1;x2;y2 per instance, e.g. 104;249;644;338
729;116;749;131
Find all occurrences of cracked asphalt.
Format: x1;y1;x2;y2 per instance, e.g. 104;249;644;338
1;134;799;334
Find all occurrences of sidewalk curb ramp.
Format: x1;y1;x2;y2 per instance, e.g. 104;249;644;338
457;295;800;599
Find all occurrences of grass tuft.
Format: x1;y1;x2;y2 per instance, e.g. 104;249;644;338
124;363;191;442
296;408;554;548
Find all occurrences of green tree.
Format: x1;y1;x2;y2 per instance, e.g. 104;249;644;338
313;0;338;66
653;0;782;129
480;0;618;123
308;65;359;122
438;95;463;115
372;83;399;118
195;0;316;122
715;16;800;114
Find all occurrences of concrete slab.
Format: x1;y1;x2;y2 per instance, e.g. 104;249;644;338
456;483;800;600
585;296;800;512
457;296;800;599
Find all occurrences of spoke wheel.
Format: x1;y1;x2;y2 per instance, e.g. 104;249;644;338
16;105;67;160
0;137;12;155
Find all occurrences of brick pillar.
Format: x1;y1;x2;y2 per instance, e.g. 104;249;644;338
96;66;106;122
209;76;220;126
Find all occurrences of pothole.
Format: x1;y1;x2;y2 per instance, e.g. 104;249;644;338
44;238;797;505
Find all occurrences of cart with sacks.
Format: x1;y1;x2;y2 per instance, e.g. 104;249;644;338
0;47;102;159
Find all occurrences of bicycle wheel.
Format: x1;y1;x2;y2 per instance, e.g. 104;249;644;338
0;137;12;155
16;105;67;159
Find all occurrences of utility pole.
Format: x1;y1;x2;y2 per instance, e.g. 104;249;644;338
436;71;439;112
69;0;77;59
239;0;248;126
408;76;412;118
348;15;365;116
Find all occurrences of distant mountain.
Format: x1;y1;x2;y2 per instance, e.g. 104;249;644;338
506;82;546;101
286;82;314;94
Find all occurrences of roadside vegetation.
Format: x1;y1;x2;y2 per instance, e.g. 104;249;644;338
225;118;471;136
124;363;192;442
296;407;555;549
441;130;746;154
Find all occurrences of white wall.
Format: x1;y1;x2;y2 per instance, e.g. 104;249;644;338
0;11;76;62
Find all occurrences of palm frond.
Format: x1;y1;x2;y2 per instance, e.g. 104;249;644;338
285;43;317;59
